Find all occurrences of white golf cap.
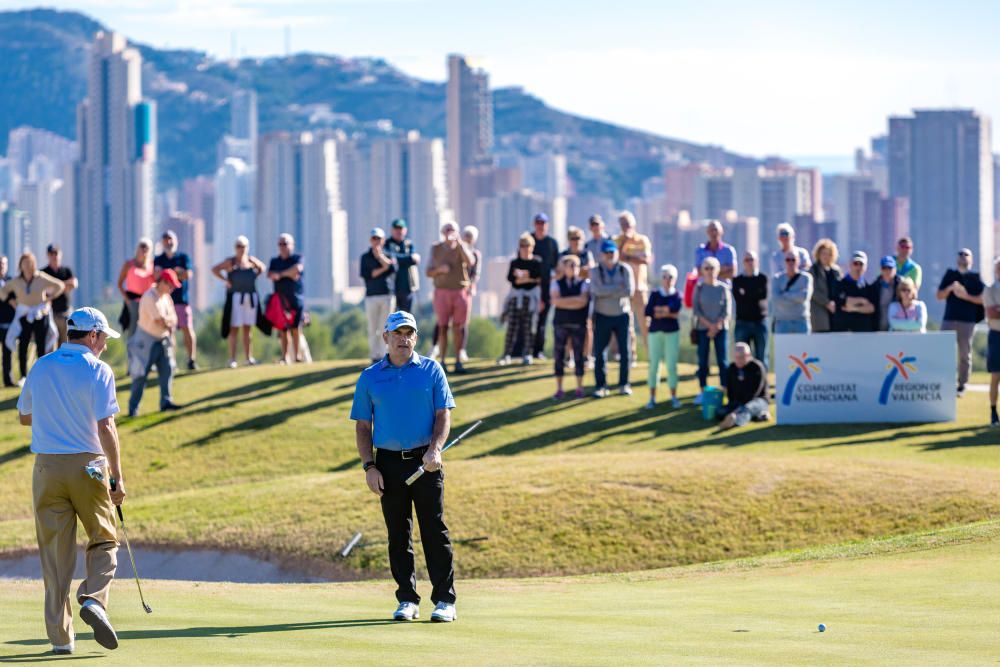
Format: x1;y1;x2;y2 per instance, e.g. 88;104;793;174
67;307;121;339
370;227;386;239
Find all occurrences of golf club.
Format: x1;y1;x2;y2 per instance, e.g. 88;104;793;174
110;479;152;614
340;532;363;558
404;419;483;486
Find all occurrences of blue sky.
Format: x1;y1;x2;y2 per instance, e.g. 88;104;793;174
5;0;999;157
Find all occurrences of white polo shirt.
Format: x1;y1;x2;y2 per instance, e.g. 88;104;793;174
16;343;119;455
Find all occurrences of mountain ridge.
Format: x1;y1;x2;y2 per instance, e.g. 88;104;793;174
0;8;753;201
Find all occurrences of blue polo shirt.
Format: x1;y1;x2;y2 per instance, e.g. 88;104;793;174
17;343;120;455
350;352;455;451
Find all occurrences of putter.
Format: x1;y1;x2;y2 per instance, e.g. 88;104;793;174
110;479;153;614
405;419;483;486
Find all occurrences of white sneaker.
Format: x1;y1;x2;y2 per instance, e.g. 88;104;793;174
593;387;609;398
429;344;440;360
620;384;633;396
458;349;469;363
228;359;238;369
535;351;547;361
522;355;533;366
17;377;25;388
393;601;419;621
246;357;258;366
586;356;595;370
80;600;118;650
693;393;704;406
671;397;682;408
497;355;511;366
430;602;457;623
51;642;74;655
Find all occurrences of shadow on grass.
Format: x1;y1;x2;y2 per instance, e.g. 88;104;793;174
5;619;398;649
132;368;355;432
670;422;903;450
0;652;101;663
803;424;1000;453
182;393;350;447
0;444;30;466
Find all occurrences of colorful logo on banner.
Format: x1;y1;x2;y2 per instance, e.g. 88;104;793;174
781;353;821;406
879;352;929;405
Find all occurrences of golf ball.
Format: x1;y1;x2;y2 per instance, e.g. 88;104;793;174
818;623;827;633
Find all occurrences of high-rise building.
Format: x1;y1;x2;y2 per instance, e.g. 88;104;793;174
521;153;568;199
182;176;215;244
6;127;78;182
447;54;493;226
829;174;874;255
15;179;68;257
889;109;994;317
256;131;349;308
0;201;30;261
75;31;157;304
213;157;255;263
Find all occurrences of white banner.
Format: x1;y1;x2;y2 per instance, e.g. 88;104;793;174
774;332;957;424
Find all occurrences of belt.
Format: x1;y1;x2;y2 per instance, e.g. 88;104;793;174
376;446;429;460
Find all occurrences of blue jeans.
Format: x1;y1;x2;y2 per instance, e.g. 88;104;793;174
733;320;767;364
696;329;728;389
594;313;631;389
774;319;810;334
128;339;174;414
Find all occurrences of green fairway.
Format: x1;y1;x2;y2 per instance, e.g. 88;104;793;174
2;522;998;665
0;359;998;577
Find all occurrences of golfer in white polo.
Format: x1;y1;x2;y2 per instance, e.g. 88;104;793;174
17;307;126;655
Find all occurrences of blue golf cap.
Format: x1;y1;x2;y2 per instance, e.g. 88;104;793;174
67;307;121;339
533;212;549;223
880;255;897;269
384;311;418;333
600;239;618;254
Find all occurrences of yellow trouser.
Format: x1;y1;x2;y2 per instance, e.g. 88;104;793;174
33;453;118;646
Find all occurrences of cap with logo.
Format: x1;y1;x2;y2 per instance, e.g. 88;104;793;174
880;255;897;269
384;311;418;333
67;307;121;339
600;239;619;254
851;251;868;264
370;227;386;239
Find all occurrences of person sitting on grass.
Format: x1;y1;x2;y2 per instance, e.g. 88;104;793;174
644;264;682;410
718;342;769;431
551;254;590;399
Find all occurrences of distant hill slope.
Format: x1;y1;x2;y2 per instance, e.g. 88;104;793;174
0;8;753;200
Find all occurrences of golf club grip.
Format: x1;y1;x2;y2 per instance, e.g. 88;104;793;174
109;479;125;522
405;466;426;486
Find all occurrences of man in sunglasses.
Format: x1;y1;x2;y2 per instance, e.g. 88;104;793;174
833;251;876;332
937;248;985;396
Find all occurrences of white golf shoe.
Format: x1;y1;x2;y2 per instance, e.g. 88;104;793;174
430;602;457;623
393;601;419;621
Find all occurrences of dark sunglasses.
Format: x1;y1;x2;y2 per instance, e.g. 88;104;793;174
852;261;864;266
958;251;971;257
784;258;797;263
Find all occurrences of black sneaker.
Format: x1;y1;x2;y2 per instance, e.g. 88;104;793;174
187;359;198;371
991;411;999;427
453;362;467;374
161;401;182;412
957;384;966;397
80;602;118;650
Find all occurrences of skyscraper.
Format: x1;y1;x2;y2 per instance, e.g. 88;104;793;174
75;31;156;303
256;132;348;308
213;157;255;263
889;109;994;315
447;54;493;226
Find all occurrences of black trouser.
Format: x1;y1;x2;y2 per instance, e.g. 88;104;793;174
554;323;586;377
376;447;456;605
533;286;552;356
18;315;49;378
395;291;415;315
0;325;12;386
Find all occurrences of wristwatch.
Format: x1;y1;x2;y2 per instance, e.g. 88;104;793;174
363;461;377;472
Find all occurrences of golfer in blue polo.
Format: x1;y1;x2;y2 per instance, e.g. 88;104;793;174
350;310;457;622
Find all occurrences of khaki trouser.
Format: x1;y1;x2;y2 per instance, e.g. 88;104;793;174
53;313;69;347
33;453;118;646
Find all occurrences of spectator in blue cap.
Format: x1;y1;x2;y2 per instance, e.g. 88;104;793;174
876;255;902;331
590;238;635;397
